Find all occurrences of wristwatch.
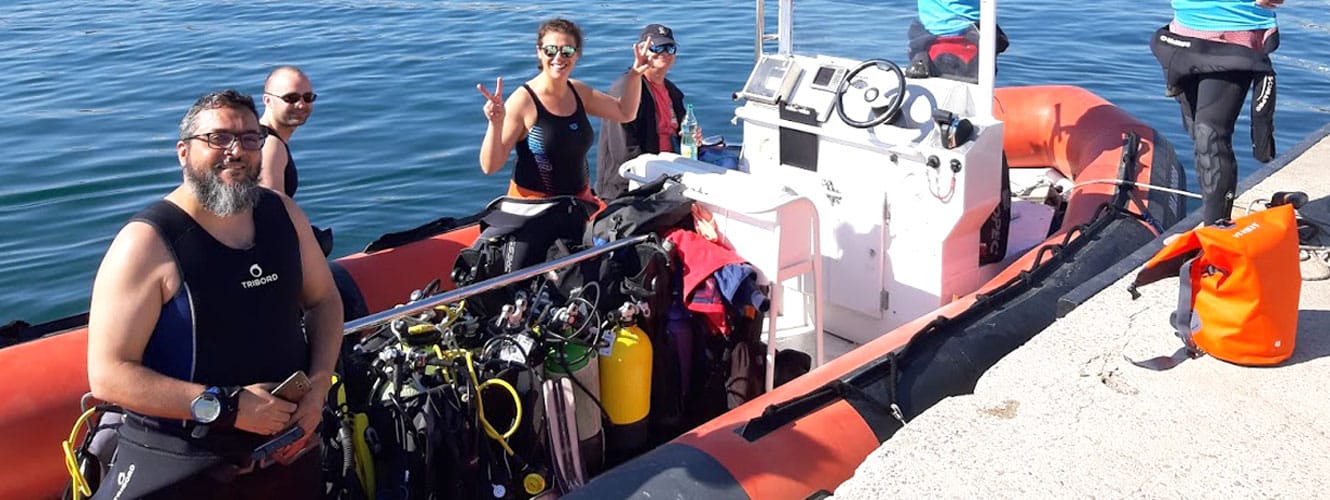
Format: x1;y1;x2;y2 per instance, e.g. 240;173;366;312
190;386;240;427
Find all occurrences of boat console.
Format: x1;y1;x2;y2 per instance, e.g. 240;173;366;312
624;51;1004;343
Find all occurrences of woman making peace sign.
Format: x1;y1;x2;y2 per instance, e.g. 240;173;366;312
478;18;650;202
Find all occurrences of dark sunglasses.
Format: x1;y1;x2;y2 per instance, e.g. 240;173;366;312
266;91;318;104
540;44;578;58
648;43;677;55
185;131;267;151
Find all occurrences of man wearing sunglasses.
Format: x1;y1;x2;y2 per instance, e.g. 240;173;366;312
259;66;333;255
596;24;698;200
86;89;342;499
258;66;317;199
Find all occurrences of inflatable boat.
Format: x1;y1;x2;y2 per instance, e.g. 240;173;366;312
0;4;1187;499
0;87;1183;500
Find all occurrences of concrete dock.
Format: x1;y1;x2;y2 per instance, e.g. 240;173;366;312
833;125;1330;498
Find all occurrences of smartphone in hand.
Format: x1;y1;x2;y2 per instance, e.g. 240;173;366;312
271;370;312;403
252;425;305;466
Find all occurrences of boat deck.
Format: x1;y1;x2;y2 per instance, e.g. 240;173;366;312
834;124;1330;498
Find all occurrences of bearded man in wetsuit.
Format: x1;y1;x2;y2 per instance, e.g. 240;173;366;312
86;89;342;499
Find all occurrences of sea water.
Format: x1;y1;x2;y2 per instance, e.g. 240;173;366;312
1;0;1327;323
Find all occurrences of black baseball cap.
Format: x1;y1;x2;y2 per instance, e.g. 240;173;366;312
639;24;677;46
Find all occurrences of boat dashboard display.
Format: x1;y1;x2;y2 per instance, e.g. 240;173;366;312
739;55;802;105
807;64;847;93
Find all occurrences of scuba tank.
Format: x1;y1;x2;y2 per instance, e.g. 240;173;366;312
598;323;652;461
544;343;604;476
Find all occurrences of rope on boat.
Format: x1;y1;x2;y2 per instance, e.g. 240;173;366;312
1070;179;1203;200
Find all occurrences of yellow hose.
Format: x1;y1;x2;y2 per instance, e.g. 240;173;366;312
464;351;522;456
61;407;100;500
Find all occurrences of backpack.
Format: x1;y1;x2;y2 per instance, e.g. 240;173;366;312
584;175;694;247
452;196;596;318
1129;204;1301;366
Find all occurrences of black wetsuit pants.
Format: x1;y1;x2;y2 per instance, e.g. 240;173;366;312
92;418;321;500
1175;71;1254;225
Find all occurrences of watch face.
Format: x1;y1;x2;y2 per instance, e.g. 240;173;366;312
192;393;222;423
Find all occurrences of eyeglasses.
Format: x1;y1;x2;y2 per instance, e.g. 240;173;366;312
185;131;267;151
265;92;318;104
648;43;677;55
540;44;578;59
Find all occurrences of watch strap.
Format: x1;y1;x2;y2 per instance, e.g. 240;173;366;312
213;385;243;430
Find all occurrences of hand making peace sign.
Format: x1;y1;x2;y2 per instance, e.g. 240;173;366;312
476;76;505;126
630;41;651;76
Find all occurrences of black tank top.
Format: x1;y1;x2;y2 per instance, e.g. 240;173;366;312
134;190;308;388
261;125;299;197
514;82;593;195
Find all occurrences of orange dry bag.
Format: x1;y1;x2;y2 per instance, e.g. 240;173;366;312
1129;204;1301;366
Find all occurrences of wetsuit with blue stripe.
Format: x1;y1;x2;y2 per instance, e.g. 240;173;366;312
513;82;594;196
93;190;318;500
137;190;307;396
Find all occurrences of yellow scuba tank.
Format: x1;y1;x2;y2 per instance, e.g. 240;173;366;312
598;324;652;457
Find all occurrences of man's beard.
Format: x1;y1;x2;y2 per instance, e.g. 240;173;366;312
185;159;261;217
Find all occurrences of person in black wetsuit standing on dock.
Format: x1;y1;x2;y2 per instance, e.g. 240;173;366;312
1151;0;1283;225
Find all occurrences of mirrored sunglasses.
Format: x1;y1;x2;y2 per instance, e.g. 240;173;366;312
540;44;578;58
648;43;677;55
266;92;318;104
186;131;267;151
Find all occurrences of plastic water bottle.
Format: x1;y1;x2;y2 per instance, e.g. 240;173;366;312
680;103;698;160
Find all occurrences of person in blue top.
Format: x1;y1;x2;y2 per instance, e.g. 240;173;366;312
1151;0;1283;225
906;0;1008;82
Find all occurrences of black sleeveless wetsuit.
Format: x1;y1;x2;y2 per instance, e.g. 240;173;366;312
94;190;317;500
261;125;299;197
134;189;307;450
513;82;594;196
136;190;307;392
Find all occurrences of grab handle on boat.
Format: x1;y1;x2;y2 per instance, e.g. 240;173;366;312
341;234;652;336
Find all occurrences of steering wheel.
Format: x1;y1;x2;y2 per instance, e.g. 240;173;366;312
835;59;907;129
